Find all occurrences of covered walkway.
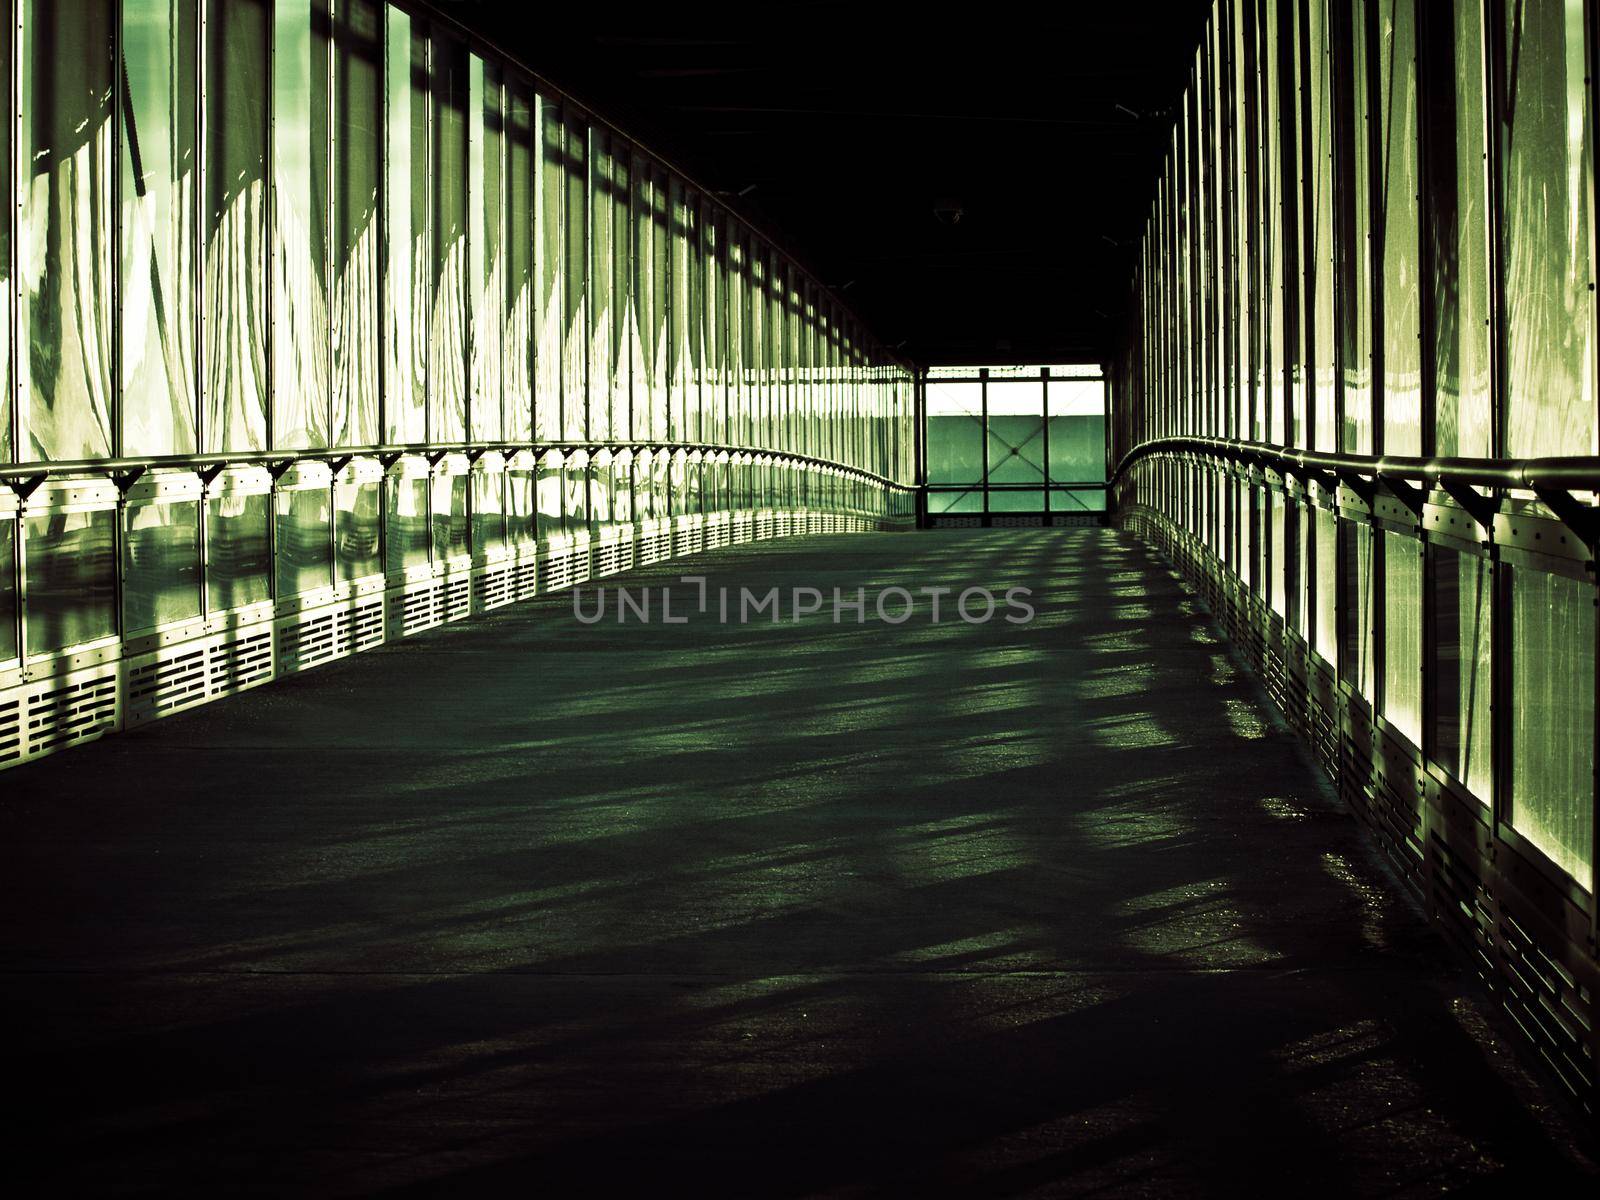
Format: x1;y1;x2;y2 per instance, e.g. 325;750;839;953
3;530;1591;1194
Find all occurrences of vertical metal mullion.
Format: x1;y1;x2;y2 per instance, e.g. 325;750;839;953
11;1;23;667
195;0;212;617
325;1;337;583
112;1;127;643
1485;0;1511;845
1041;367;1051;523
979;367;990;527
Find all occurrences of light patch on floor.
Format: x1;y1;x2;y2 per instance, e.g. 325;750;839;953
1090;712;1179;750
1223;698;1271;739
1259;796;1310;822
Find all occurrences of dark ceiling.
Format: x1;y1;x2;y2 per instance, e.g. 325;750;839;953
437;1;1208;367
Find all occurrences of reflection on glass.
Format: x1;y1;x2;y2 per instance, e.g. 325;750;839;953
589;127;614;441
121;0;198;457
205;0;269;454
563;107;588;441
536;95;563;441
1306;0;1335;451
24;508;117;656
124;500;201;632
536;456;563;537
469;56;504;439
1313;508;1338;663
274;486;332;597
21;0;115;461
1503;0;1596;458
1431;1;1492;458
334;480;381;581
385;476;429;574
1510;566;1594;884
1431;546;1491;800
1379;0;1421;455
471;470;504;557
383;6;426;443
207;490;270;610
564;457;589;528
506;83;534;441
1381;532;1422;744
431;33;468;442
333;0;381;445
506;469;535;546
431;473;468;561
0;4;9;462
272;0;330;449
926;381;982;487
1340;0;1372;453
0;522;17;662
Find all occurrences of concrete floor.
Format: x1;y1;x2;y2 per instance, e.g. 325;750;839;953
1;529;1593;1196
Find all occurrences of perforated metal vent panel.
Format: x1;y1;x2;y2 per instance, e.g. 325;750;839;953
444;577;471;622
0;695;21;765
128;646;208;722
399;583;443;636
513;561;538;602
477;565;512;612
209;629;273;695
280;612;338;675
27;671;118;756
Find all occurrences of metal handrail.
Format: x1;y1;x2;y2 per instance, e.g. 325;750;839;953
0;440;919;496
1110;436;1600;492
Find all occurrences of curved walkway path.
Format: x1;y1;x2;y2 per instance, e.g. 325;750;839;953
2;530;1593;1195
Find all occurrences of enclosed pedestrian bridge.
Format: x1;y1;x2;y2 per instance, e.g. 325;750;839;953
3;0;1599;1191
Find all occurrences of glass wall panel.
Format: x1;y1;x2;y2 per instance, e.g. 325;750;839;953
610;144;631;445
1503;0;1596;458
272;0;330;449
1381;531;1422;744
669;178;691;443
383;7;427;443
20;0;115;461
507;468;535;546
275;485;332;596
469;57;504;440
1430;1;1492;459
124;500;201;632
505;84;534;441
536;453;563;537
206;491;270;610
1341;522;1377;701
986;383;1045;508
431;33;468;442
1339;0;1372;453
536;95;563;441
0;2;8;462
650;172;670;442
1307;0;1335;451
24;508;116;656
926;381;983;486
1510;566;1595;886
563;108;588;441
334;479;381;581
1378;0;1421;455
432;472;469;561
121;0;198;457
471;470;504;557
1431;545;1492;800
0;523;15;662
1313;507;1337;663
333;0;381;446
589;128;614;441
629;152;655;440
1047;379;1107;483
385;475;429;573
